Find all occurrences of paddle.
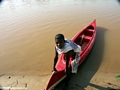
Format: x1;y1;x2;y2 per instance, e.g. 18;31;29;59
80;34;84;46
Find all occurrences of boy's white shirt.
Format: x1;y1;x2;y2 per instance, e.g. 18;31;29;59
56;42;73;54
55;39;81;73
55;39;81;54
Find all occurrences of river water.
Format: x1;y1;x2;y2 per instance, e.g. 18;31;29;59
0;0;120;76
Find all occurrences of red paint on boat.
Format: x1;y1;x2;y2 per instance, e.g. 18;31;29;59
46;19;96;90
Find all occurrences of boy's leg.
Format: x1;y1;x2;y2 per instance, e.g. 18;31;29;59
65;66;72;86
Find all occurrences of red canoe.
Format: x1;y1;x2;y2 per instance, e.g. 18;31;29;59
45;19;96;90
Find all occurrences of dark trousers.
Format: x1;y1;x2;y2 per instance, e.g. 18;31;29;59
65;66;72;86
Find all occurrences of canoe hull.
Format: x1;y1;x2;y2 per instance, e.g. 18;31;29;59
46;19;96;90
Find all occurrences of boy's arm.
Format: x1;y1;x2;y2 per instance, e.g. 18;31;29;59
53;47;58;71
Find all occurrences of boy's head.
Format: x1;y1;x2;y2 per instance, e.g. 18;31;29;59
55;34;65;49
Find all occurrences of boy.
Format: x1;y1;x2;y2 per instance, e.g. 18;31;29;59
53;34;81;75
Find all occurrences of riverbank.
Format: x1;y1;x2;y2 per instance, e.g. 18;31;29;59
0;75;50;90
0;72;120;90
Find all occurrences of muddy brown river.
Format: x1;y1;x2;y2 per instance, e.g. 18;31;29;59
0;0;120;76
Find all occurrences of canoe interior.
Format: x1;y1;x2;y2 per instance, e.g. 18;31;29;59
73;25;95;51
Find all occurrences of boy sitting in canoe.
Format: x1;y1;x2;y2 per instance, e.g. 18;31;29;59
53;34;81;75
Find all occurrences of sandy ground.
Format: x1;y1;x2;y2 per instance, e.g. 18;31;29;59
69;72;120;90
0;75;50;90
0;71;119;90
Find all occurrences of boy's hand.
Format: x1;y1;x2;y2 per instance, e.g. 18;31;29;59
52;68;57;73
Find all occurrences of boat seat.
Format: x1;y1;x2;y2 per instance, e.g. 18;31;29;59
84;29;94;37
84;36;92;40
86;29;94;32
